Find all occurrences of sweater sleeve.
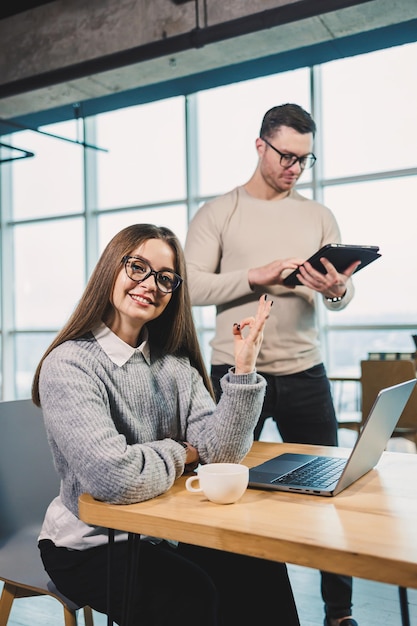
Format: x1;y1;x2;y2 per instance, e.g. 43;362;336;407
317;207;355;310
184;192;253;305
180;365;266;464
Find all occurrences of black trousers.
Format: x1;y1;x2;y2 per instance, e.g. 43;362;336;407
39;538;300;626
211;362;353;621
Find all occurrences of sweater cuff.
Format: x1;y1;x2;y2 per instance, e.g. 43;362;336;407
227;367;257;385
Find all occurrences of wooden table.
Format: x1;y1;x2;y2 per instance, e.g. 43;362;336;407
79;441;417;622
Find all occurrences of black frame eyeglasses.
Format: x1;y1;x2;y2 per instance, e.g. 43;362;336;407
123;256;183;294
261;137;316;170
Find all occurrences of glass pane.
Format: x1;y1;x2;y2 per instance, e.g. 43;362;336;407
296;185;313;199
199;330;216;371
192;305;216;329
326;329;416;377
98;205;188;252
197;68;312;197
14;219;85;329
15;332;56;399
192;306;216;370
96;98;186;210
322;41;417;178
11;121;84;219
323;176;417;324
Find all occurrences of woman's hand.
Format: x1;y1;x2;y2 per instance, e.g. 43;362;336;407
233;294;273;375
180;441;200;473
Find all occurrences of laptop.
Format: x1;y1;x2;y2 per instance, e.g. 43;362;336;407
248;378;417;497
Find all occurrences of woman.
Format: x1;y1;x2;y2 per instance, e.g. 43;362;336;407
32;223;300;626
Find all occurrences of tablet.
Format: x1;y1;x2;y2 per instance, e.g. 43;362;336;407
283;243;381;287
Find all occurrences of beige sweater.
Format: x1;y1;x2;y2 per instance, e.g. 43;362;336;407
184;186;354;375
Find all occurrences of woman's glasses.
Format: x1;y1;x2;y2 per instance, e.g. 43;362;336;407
123;256;183;293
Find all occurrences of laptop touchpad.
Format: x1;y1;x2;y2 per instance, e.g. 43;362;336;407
250;453;315;482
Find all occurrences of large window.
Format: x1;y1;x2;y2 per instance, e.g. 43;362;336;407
321;44;417;178
197;68;312;198
0;41;416;399
95;98;186;211
11;123;84;219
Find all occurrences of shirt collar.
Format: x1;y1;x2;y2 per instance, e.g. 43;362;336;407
92;323;151;366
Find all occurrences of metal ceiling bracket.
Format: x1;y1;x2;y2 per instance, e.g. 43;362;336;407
0;141;34;164
0;116;108;153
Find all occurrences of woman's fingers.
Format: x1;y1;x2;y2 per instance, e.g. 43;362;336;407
232;295;273;374
238;295;273;335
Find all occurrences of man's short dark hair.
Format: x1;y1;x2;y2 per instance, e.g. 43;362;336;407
260;103;316;138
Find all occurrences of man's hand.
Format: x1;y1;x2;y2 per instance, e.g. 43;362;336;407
296;257;361;298
248;257;304;289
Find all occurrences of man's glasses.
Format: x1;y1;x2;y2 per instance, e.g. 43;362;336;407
261;137;316;170
123;256;183;293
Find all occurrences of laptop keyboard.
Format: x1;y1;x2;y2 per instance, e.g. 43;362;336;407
272;456;347;489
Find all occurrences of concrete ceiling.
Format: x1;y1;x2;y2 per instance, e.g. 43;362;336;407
0;0;416;126
0;1;54;21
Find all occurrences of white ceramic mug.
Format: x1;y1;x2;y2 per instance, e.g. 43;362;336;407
185;462;249;504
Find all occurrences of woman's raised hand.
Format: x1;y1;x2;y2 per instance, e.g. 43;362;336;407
233;294;273;375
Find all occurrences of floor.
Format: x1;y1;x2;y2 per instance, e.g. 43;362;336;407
2;422;416;626
2;566;416;626
289;563;417;626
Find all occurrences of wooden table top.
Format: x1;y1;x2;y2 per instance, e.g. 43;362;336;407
79;441;417;589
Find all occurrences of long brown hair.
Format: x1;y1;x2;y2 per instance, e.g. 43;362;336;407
32;224;214;405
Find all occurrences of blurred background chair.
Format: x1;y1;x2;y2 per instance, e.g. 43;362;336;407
360;359;417;449
360;359;417;625
0;398;94;626
330;376;362;434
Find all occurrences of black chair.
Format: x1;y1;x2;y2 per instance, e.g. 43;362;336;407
0;398;94;626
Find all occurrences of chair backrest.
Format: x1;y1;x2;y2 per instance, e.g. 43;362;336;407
0;398;59;538
360;359;417;430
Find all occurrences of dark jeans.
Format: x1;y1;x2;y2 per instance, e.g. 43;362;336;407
211;363;353;621
39;538;300;626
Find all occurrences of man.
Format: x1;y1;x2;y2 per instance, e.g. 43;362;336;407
184;103;360;626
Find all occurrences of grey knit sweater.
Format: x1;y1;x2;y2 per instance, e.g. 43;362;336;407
39;328;266;519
